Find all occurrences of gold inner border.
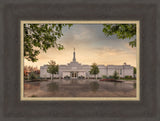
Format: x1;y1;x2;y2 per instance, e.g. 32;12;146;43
20;20;140;101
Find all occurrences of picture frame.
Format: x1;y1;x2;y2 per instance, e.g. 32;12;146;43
0;0;159;121
21;20;140;101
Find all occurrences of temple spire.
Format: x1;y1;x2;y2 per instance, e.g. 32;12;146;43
73;48;76;62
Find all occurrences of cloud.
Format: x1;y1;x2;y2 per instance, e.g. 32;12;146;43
24;24;136;68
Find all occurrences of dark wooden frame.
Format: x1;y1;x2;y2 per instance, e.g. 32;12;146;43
0;0;159;121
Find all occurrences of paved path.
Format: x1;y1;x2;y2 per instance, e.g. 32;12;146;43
24;79;136;97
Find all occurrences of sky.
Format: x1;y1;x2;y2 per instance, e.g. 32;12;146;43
24;24;136;69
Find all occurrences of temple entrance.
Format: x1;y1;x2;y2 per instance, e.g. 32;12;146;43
70;72;78;79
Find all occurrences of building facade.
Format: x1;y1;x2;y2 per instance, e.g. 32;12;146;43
40;49;134;79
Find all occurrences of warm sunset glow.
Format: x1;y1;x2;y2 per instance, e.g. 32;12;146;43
24;24;136;68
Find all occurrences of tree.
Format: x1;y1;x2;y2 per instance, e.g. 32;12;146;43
90;63;99;79
24;24;72;62
47;60;58;80
103;24;136;47
24;65;39;77
24;65;39;72
134;67;136;78
113;71;119;79
29;72;37;80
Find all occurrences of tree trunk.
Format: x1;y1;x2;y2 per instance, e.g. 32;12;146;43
51;74;52;80
52;74;54;80
95;75;97;79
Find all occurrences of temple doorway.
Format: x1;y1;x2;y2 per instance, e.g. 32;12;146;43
70;72;78;79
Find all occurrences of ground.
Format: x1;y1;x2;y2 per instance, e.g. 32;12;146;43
24;79;136;97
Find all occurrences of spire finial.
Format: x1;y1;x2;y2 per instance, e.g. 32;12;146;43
73;48;76;62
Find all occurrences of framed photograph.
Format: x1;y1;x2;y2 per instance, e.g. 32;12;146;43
0;1;159;121
21;21;140;101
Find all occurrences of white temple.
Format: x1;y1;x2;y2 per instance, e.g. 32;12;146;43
40;49;134;79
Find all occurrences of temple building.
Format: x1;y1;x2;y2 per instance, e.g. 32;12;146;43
40;49;134;79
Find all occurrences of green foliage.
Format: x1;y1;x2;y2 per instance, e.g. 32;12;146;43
113;71;119;79
78;75;85;79
108;76;114;79
125;75;132;79
129;40;136;48
90;63;99;78
24;76;28;80
90;82;99;92
47;60;58;80
29;72;37;80
24;24;72;62
102;75;108;79
134;67;136;74
64;75;70;79
47;82;59;91
103;24;136;47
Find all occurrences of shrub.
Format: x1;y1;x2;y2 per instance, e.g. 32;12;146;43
36;76;41;79
97;77;102;79
113;71;119;79
24;76;28;80
78;75;85;79
108;76;114;79
29;72;37;80
125;75;132;79
64;75;70;79
102;75;107;79
90;82;99;92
